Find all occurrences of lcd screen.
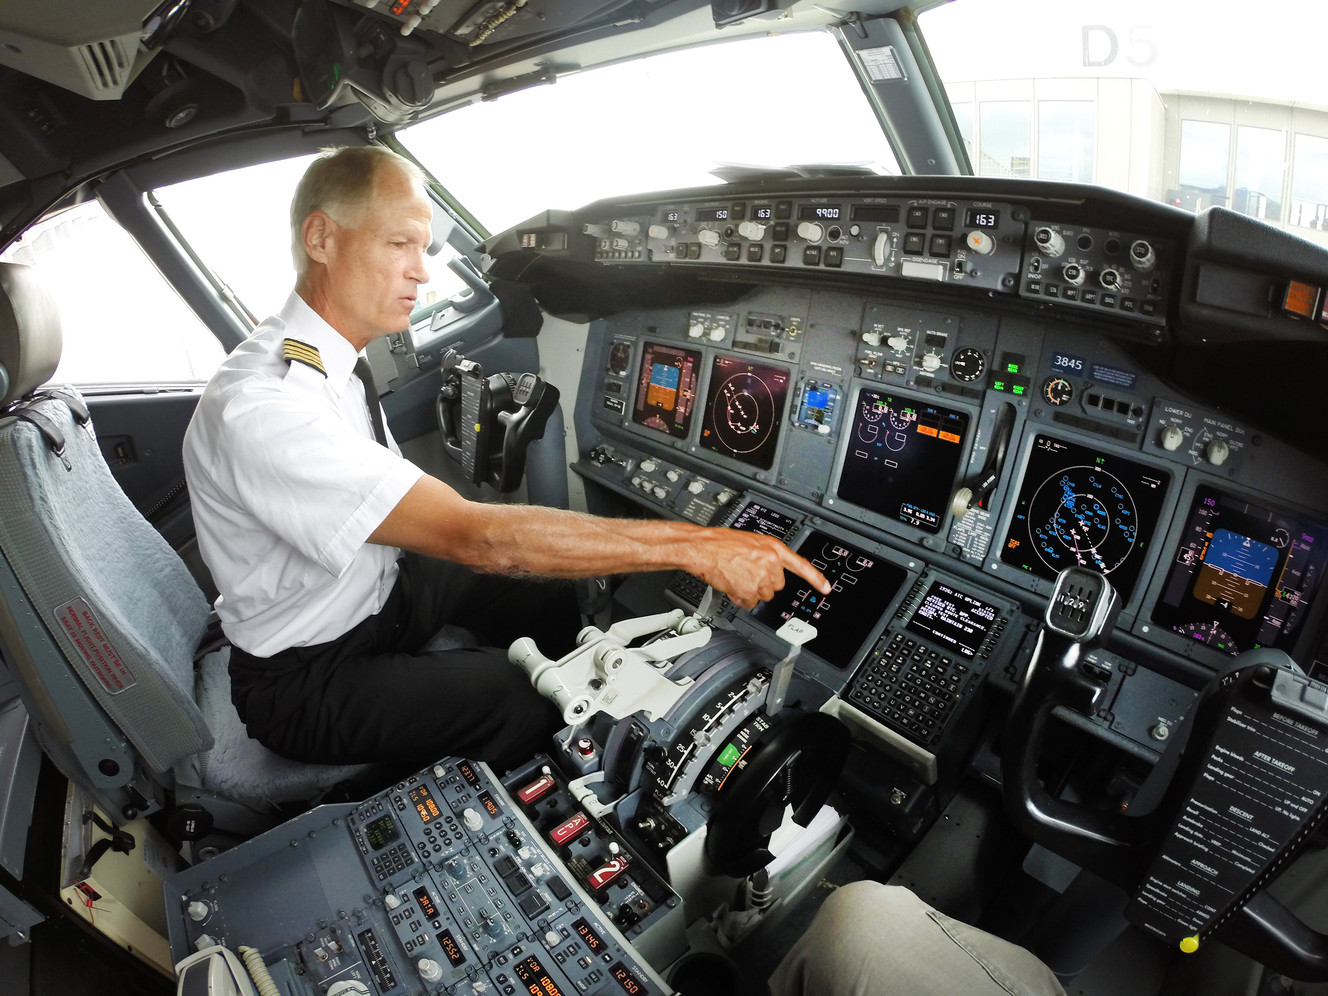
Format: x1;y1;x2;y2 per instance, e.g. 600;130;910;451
751;529;907;669
631;342;701;438
1151;486;1328;655
727;499;798;541
699;354;791;469
1000;434;1170;602
835;388;970;534
905;580;1000;659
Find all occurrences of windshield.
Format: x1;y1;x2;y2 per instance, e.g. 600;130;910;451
398;31;900;235
920;0;1328;244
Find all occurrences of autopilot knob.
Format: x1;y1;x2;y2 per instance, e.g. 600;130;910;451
797;221;825;243
697;229;722;248
738;220;767;240
966;230;996;255
418;958;443;983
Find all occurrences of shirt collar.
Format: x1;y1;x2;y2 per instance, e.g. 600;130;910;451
277;292;364;391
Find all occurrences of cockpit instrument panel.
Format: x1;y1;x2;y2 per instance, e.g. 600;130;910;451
834;388;971;534
1149;485;1328;656
1000;434;1171;604
699;354;792;470
750;528;909;669
632;341;700;438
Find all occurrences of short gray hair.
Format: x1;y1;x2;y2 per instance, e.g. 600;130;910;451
289;146;426;275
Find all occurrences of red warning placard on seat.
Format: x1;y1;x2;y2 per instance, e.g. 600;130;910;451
54;597;136;693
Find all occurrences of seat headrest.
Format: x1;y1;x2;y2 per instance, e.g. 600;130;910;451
0;262;62;408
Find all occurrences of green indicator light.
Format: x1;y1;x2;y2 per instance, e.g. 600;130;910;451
1013;385;1027;396
717;744;742;768
993;380;1006;391
1006;362;1020;373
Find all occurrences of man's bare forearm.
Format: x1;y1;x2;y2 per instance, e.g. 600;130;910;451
370;475;828;608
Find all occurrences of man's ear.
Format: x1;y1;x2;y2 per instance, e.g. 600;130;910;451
303;211;333;264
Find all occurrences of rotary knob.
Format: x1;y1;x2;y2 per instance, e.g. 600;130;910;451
1033;227;1065;257
860;329;882;347
1206;438;1230;466
797;221;825;243
611;219;641;236
1160;425;1184;452
648;224;671;240
418;958;443;983
919;352;942;373
966;230;996;255
697;229;721;247
738;220;767;240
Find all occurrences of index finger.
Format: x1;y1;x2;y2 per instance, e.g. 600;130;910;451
779;545;830;595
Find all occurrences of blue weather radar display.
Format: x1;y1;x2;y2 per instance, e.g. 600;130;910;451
1001;435;1170;602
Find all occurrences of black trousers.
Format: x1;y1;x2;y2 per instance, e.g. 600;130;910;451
228;554;578;774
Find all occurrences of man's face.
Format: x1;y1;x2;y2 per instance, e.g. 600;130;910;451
318;165;433;345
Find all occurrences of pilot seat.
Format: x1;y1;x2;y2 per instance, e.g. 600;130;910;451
0;260;383;846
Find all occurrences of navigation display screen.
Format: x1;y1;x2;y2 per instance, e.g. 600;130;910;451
905;580;1000;659
632;341;700;438
1000;434;1170;602
751;529;908;669
836;388;970;534
699;354;791;469
1151;486;1328;655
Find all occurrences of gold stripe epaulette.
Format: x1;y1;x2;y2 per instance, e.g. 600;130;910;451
282;338;326;376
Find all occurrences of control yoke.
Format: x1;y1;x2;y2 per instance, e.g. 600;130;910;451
436;348;559;494
1005;566;1328;979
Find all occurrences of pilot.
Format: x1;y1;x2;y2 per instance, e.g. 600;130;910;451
182;145;829;773
768;881;1065;996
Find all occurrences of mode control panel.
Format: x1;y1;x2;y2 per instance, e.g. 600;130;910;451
585;196;1026;295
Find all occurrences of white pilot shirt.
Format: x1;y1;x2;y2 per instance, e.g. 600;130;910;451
183;292;424;657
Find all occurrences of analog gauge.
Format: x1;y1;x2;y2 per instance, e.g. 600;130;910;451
1042;376;1074;407
607;341;631;376
950;347;986;383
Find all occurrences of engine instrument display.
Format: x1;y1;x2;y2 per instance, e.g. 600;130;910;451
632;341;700;438
751;529;908;669
905;580;1000;659
1000;434;1170;601
835;388;970;534
699;354;791;469
1150;486;1328;655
